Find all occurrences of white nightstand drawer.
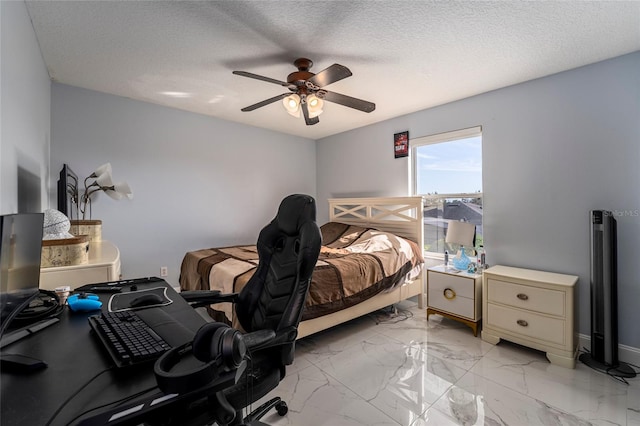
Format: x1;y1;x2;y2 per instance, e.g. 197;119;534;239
429;288;475;319
427;266;482;335
487;278;565;316
486;303;565;346
428;270;475;299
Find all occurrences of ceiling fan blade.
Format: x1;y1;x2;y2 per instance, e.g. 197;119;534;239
319;90;375;113
301;102;319;125
240;93;290;112
307;64;352;88
233;71;296;89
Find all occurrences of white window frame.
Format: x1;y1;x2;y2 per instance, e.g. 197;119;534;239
411;126;483;259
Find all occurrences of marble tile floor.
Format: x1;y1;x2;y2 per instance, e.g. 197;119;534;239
251;299;639;426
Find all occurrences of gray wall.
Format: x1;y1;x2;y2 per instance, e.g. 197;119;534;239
4;1;638;350
317;52;640;348
50;84;316;286
0;1;51;214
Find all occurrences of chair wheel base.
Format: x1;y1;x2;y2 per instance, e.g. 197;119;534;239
275;401;288;416
241;396;289;425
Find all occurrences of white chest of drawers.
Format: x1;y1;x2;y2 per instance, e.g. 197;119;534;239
39;241;121;290
481;265;578;368
427;265;482;336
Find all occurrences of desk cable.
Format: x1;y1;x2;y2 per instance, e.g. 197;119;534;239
44;367;113;426
67;354;256;426
244;352;254;421
63;384;159;426
45;353;259;425
13;290;64;326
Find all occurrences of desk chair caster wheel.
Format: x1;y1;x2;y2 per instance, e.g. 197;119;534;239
275;401;288;416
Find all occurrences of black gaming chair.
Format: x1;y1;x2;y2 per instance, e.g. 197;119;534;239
173;194;322;425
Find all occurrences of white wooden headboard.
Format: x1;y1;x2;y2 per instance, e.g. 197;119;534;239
328;197;424;249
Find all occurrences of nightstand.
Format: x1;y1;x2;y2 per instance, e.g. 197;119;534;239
482;265;578;368
39;240;121;290
426;265;482;336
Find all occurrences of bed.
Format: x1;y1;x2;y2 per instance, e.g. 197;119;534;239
179;196;424;339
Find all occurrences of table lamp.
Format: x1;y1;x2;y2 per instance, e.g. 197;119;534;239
445;220;476;271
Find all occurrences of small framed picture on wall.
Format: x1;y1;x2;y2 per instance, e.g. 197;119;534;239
394;131;409;158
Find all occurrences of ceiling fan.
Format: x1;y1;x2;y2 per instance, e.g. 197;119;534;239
233;58;375;126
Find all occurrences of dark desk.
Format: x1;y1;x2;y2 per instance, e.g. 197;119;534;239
0;278;228;426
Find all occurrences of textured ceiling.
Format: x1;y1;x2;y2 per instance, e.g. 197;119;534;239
25;1;640;139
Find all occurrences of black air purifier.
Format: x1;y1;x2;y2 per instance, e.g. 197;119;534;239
579;210;635;378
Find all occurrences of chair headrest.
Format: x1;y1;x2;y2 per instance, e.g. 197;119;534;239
275;194;316;235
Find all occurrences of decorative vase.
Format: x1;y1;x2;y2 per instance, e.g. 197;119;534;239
70;219;102;242
41;236;90;267
452;248;471;271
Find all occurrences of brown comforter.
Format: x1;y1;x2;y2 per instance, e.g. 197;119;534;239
179;222;423;324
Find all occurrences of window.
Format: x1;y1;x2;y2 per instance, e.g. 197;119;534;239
411;127;482;256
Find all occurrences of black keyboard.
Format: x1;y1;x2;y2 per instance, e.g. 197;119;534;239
89;310;171;368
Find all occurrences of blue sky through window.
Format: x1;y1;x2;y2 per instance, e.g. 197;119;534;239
416;136;482;194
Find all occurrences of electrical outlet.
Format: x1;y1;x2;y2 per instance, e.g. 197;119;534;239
160;266;168;277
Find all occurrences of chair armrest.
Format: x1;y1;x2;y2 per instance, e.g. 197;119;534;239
242;326;297;351
180;290;238;308
242;329;277;350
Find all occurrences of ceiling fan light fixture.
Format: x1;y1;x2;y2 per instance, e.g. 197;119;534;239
307;94;324;118
282;94;301;117
234;58;375;125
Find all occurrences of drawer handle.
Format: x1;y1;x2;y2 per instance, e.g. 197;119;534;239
517;319;528;327
516;293;529;301
443;288;456;300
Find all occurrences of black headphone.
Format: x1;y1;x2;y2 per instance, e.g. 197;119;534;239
154;322;246;395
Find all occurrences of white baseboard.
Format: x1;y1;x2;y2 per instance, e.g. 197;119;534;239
578;334;640;368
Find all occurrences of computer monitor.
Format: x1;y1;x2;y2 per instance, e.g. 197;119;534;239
0;213;44;336
57;164;78;219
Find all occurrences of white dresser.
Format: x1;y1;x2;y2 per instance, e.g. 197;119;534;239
427;265;483;336
39;240;121;290
482;265;578;368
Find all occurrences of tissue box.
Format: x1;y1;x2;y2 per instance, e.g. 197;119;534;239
41;236;90;268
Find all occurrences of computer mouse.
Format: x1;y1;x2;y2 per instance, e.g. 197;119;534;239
129;293;164;308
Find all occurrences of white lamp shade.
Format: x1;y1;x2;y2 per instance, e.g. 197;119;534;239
445;220;475;248
307;94;324;118
95;172;114;187
282;94;301;118
104;188;123;200
92;163;112;178
114;181;133;199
